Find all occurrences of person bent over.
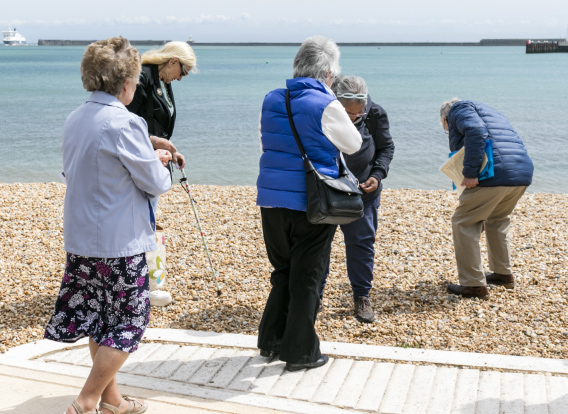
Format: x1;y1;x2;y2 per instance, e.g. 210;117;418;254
440;98;533;300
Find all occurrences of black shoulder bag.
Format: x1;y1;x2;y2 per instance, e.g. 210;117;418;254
285;90;364;225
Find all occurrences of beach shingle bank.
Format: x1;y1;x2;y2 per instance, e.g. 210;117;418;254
0;184;566;358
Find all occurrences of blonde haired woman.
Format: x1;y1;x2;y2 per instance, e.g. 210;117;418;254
44;36;171;414
127;41;196;170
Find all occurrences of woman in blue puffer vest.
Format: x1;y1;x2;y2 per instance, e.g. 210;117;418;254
256;36;361;371
441;98;533;300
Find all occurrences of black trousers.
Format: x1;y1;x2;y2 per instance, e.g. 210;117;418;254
257;207;336;364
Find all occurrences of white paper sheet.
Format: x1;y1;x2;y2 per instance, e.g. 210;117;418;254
439;147;488;195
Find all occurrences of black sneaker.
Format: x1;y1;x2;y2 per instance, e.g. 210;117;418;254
259;349;279;362
354;296;375;323
285;354;329;372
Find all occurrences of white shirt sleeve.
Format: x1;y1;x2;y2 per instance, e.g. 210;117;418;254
321;100;362;155
258;111;263;153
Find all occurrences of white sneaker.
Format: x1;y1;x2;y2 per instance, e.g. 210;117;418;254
149;290;173;306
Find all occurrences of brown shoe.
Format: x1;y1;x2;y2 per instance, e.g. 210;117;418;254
485;272;515;289
354;296;375;323
447;284;490;300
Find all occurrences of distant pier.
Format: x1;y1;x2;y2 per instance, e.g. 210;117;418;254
526;40;568;53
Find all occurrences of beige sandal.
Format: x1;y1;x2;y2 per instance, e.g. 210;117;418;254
63;400;101;414
99;396;147;414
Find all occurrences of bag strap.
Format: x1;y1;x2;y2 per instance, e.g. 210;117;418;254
285;90;316;173
285;89;357;177
285;89;308;160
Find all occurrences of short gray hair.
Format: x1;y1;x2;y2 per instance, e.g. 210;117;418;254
293;35;341;83
440;97;461;120
332;75;368;106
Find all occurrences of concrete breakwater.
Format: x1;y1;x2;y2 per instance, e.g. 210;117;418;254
197;39;563;46
37;38;565;47
38;39;170;46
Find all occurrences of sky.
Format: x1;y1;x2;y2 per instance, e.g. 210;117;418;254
2;0;567;44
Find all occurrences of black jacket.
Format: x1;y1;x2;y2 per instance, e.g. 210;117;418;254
344;95;395;202
127;64;177;139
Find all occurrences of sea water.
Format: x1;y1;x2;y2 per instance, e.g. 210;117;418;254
1;45;567;193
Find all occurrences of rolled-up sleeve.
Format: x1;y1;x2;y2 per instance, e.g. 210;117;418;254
117;117;171;197
321;100;362;154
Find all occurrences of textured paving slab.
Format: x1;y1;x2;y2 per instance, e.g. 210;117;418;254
0;364;283;414
2;329;568;414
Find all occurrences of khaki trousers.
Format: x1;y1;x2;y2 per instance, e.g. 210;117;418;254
451;186;527;286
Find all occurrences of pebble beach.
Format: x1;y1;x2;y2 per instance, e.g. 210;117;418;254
1;183;567;359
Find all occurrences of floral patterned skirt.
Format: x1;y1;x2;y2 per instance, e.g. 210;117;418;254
44;253;151;353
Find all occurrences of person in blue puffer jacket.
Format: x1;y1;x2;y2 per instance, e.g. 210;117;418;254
440;98;533;300
256;36;362;371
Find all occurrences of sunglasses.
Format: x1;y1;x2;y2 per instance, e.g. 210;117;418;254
179;60;188;77
337;93;367;99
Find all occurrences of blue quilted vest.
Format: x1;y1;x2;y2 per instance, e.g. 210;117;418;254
256;77;339;211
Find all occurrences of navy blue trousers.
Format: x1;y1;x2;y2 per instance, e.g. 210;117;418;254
322;195;380;299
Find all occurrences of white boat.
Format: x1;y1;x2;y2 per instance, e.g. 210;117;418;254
3;28;27;46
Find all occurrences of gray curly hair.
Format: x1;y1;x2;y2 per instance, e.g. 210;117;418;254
332;75;368;106
81;36;141;96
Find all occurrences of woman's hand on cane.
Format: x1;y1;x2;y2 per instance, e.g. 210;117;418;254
173;152;186;169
